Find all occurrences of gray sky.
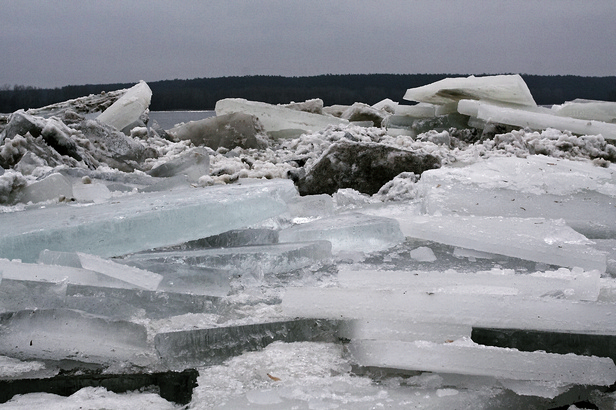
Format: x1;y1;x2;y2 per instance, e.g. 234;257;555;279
2;0;615;89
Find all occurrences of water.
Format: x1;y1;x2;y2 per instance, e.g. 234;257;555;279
148;110;215;130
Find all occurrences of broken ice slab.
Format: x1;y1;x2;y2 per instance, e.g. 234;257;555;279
148;228;278;252
278;212;404;254
154;319;339;368
285;194;334;218
394;215;607;273
418;155;616;239
282;287;616;334
65;284;221;320
403;74;537;107
0;178;296;263
471;327;616;363
337;268;601;301
0;259;137;289
0;309;152;365
96;81;152;132
551;99;616;123
71;180;111;203
76;252;162;291
215;98;348;138
472;100;616;141
0;279;67;313
349;339;616;386
339;320;471;343
120;241;332;277
20;173;73;204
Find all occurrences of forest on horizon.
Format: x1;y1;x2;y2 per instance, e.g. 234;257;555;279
1;74;616;113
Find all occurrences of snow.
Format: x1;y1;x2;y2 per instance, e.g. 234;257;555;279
1;75;616;408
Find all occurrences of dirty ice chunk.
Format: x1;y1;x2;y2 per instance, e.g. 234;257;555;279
349;339;616;385
96;81;152;132
0;179;295;262
476;102;616;141
121;241;331;277
215;98;348;138
337;268;601;301
0;258;137;289
551;99;616;123
395;215;606;272
147;147;210;182
279;212;404;253
282;287;616;334
76;252;162;291
339;320;471;343
403;74;537;107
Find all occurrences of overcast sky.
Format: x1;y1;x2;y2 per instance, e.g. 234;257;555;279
1;0;615;89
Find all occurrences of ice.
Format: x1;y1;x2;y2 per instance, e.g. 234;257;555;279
20;173;73;204
0;309;152;364
403;74;537;107
337;268;601;301
71;178;111;203
154;319;339;368
282;287;616;334
215;98;348;138
119;241;332;278
278;212;404;254
551;99;616;123
348;339;616;385
0;258;137;289
64;284;221;319
76;252;163;291
395;215;607;272
147;147;210;182
152;228;279;251
285;194;334;218
96;81;152;132
410;246;437;262
339;320;472;343
467;100;616;141
0;179;296;262
418;155;616;238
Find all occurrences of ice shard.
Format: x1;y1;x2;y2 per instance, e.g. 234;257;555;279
403;75;537;107
0;258;137;289
282;287;616;334
96;81;152;132
154;319;339;368
349;339;616;385
337;268;601;301
0;309;151;364
278;212;404;253
394;215;607;272
339;320;472;343
120;241;331;277
76;252;162;291
215;98;348;138
20;173;73;204
0;179;296;263
418;155;616;239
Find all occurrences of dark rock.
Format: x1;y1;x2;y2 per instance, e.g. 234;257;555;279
169;112;269;150
294;141;441;196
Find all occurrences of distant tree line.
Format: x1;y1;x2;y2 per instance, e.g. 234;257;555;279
1;74;615;113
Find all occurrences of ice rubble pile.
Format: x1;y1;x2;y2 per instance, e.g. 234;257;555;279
0;74;615;407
